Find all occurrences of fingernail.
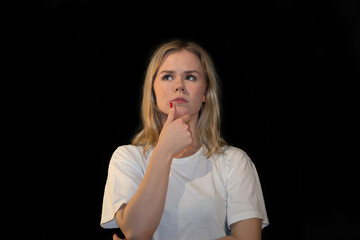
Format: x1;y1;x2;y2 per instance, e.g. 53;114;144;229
170;102;173;108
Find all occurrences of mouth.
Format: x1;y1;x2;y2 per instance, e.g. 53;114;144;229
171;97;188;103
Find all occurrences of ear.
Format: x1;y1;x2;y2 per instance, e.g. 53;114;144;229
202;84;208;102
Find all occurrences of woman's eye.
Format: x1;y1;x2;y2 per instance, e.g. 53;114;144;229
186;75;196;81
162;75;173;80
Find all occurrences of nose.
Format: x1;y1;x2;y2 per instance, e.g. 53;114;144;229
175;86;185;93
174;79;185;93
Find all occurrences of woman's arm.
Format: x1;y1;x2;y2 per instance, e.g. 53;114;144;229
217;218;262;240
115;147;173;240
115;105;193;240
112;218;262;240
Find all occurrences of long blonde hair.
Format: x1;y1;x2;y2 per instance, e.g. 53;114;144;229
132;40;227;157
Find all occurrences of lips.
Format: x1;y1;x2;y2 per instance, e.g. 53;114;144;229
171;97;188;103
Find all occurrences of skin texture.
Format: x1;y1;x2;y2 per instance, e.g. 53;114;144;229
114;50;262;240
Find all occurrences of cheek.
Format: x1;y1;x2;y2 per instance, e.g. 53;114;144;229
153;81;170;106
190;85;206;103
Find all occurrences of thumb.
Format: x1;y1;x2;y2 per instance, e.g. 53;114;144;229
165;102;176;124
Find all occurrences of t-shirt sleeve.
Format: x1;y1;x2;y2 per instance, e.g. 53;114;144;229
226;148;269;229
100;146;145;228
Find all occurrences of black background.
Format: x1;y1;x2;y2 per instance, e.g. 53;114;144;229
22;0;359;239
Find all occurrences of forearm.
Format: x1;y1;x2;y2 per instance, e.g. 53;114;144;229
117;147;172;239
218;218;262;240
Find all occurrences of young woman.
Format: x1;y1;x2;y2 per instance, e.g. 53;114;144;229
101;40;269;240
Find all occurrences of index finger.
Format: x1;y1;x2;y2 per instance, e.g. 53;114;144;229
165;102;176;124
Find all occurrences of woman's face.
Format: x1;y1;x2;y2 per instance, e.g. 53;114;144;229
153;49;207;119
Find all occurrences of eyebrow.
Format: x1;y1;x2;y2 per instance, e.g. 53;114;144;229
159;70;201;75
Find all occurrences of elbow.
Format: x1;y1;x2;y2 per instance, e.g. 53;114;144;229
124;230;153;240
115;207;154;240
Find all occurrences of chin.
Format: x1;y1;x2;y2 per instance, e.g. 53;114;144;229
175;110;188;118
175;107;198;118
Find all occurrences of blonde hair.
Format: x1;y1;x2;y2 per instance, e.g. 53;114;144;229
132;40;227;158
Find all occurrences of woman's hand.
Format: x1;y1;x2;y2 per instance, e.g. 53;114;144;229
156;103;193;157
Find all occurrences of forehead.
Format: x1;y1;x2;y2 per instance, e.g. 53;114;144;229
159;49;203;72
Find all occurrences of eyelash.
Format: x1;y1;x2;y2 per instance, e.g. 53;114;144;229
161;75;196;81
162;75;173;80
186;75;196;81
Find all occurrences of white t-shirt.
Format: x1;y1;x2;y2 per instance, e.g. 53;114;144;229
101;145;269;239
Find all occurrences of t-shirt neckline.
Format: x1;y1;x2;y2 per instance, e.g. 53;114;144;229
172;146;203;164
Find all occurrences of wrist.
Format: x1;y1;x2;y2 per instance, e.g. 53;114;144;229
155;135;175;158
152;143;174;163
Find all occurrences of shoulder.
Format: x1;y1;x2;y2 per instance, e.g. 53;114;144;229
223;145;250;159
217;146;260;183
221;145;252;166
112;144;145;159
110;145;149;168
209;145;253;172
